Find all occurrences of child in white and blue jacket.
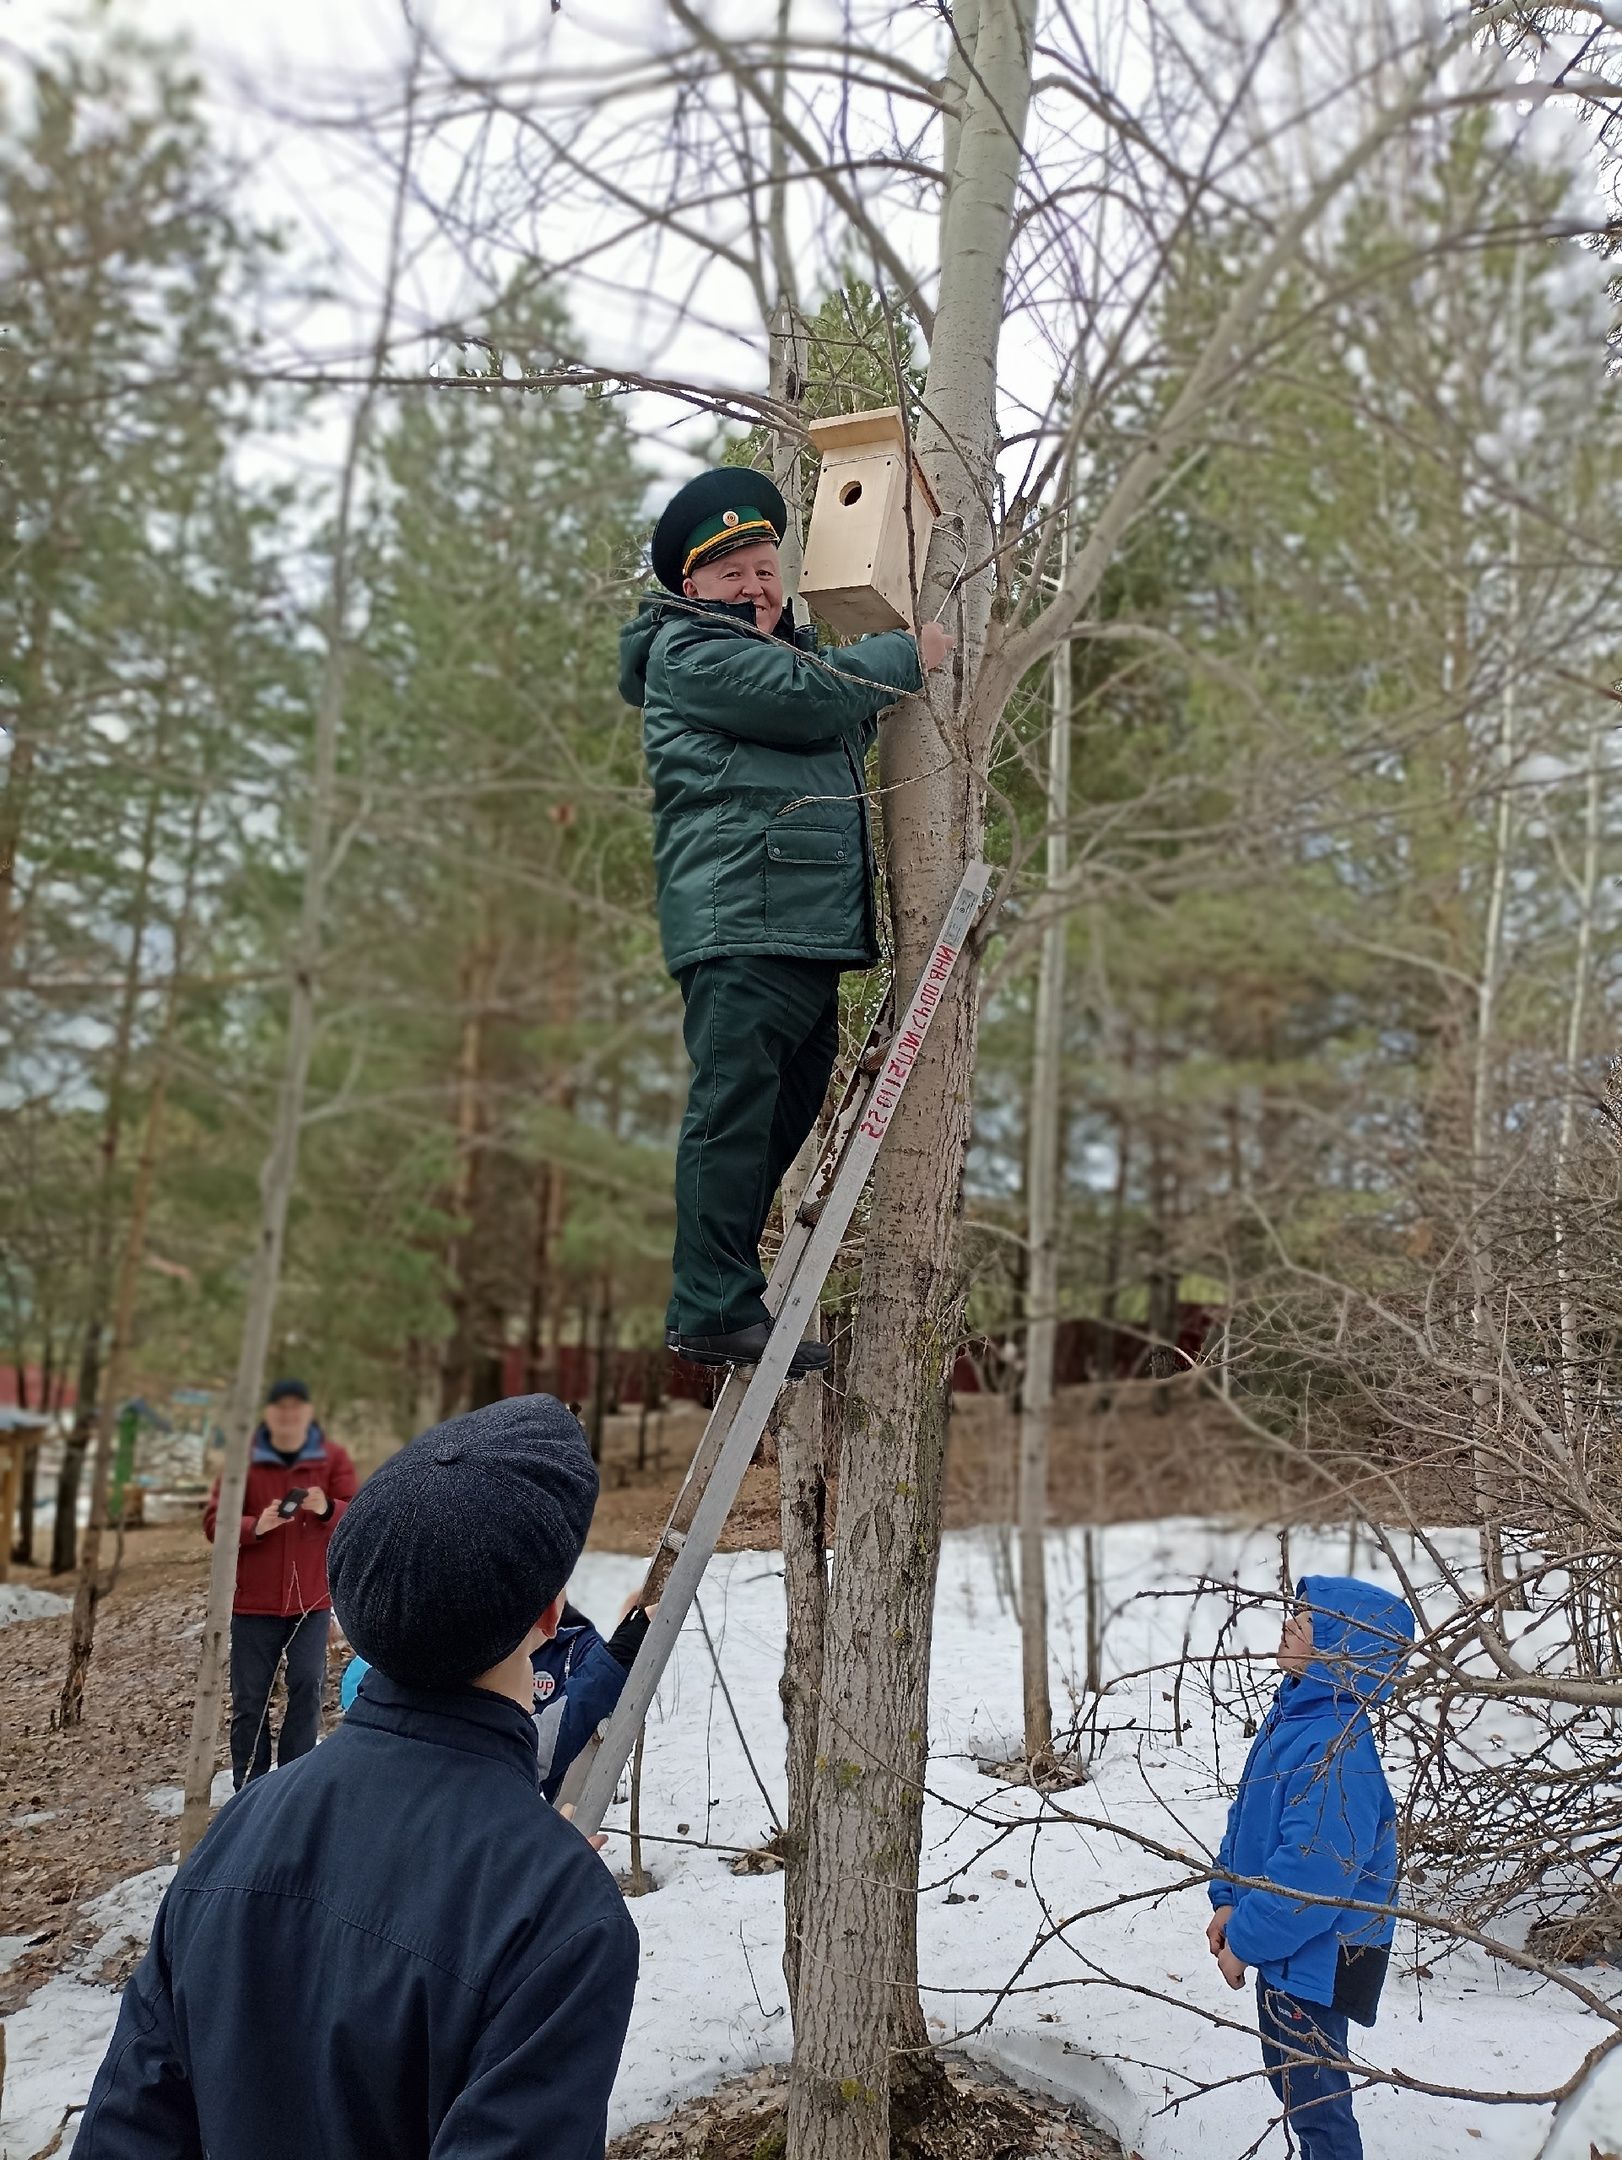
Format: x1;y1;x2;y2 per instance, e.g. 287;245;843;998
1207;1575;1415;2160
342;1594;650;1804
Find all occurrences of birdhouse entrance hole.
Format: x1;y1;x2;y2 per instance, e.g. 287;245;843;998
799;406;941;635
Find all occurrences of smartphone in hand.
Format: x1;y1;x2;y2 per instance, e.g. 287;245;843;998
278;1487;311;1519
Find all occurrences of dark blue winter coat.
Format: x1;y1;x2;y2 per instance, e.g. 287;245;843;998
1211;1575;1414;2013
78;1673;639;2160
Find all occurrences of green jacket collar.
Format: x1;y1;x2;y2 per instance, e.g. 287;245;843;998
619;594;811;707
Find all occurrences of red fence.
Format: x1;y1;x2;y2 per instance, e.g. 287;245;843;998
0;1365;76;1413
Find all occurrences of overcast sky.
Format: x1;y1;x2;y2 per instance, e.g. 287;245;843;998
12;0;1614;517
15;0;775;496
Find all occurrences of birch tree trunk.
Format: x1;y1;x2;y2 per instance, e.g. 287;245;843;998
759;14;830;2009
1468;718;1515;1587
786;7;1037;2152
777;1144;831;2010
1550;719;1604;1498
771;410;830;2009
1469;254;1524;1599
178;83;417;1858
1017;523;1071;1765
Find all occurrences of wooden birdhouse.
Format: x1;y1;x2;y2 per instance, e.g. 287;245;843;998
798;407;940;635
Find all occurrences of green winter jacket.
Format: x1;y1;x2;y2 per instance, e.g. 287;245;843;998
619;596;923;976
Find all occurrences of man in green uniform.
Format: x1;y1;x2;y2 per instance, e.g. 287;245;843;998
620;467;953;1374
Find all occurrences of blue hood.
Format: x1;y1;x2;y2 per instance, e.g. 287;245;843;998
1215;1573;1412;2006
1290;1574;1413;1709
250;1423;328;1468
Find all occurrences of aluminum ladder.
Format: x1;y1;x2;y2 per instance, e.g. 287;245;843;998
565;861;993;1836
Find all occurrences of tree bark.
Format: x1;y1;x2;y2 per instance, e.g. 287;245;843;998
1144;1085;1178;1409
51;748;165;1574
587;1276;615;1461
1017;516;1071;1765
0;730;36;989
1551;717;1604;1498
1469;252;1523;1598
440;932;494;1418
1096;1039;1134;1404
778;1367;829;2010
525;907;578;1394
59;789;206;1724
761;36;829;2012
178;71;419;1858
0;581;55;990
14;1444;37;1569
787;8;1036;2153
776;1111;834;2016
524;1163;557;1391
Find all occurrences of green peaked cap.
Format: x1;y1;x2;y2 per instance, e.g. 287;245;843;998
651;468;789;593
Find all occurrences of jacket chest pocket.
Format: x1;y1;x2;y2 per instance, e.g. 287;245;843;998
765;825;849;927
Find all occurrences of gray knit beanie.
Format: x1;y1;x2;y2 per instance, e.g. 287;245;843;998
328;1394;599;1690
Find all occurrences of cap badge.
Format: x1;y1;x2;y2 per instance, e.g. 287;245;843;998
721;508;740;527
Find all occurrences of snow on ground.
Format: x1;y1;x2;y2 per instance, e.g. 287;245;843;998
0;1584;70;1629
1542;2044;1622;2159
563;1524;1611;2160
144;1769;235;1818
1;1524;1607;2158
1;1870;171;2160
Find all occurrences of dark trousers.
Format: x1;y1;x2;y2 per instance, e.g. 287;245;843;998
1257;1980;1363;2160
229;1611;331;1790
669;956;841;1335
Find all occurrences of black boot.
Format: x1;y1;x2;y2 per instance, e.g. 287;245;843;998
667;1323;831;1378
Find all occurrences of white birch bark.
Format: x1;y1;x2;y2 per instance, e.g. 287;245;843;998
787;8;1037;2153
1469;251;1524;1600
1468;659;1516;1597
1550;719;1603;1500
1018;515;1071;1763
759;3;831;2008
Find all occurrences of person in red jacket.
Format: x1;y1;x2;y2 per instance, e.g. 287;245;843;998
203;1377;357;1788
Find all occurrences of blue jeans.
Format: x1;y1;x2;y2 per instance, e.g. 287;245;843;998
1256;1979;1363;2159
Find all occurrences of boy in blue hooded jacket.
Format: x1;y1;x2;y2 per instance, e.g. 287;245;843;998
1207;1575;1415;2160
341;1594;651;1805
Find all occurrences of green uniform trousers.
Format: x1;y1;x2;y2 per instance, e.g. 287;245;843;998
668;955;842;1337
